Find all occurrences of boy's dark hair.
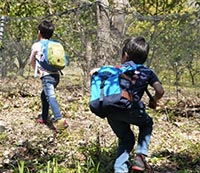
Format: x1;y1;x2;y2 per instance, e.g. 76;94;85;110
38;20;55;39
122;36;149;64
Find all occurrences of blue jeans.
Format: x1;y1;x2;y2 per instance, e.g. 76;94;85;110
41;74;62;121
114;151;129;173
107;103;153;158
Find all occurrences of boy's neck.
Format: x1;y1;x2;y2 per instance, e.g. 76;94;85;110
37;32;49;41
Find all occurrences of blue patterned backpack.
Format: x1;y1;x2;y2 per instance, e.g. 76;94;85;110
89;64;143;118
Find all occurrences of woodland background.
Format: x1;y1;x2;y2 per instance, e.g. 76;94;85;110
0;0;200;173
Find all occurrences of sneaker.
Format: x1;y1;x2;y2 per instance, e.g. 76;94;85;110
37;117;45;124
131;154;146;171
52;118;68;131
131;154;154;173
36;115;49;124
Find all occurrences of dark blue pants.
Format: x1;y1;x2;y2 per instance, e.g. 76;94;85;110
107;107;153;158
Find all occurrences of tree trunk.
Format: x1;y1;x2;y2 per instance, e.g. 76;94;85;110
110;0;129;63
96;0;110;66
0;16;6;78
83;39;93;92
96;0;129;66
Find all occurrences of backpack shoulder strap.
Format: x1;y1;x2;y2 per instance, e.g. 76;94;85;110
39;40;49;55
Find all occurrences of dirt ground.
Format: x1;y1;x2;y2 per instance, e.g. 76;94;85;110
0;75;200;173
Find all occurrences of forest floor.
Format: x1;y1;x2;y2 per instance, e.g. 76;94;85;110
0;68;200;173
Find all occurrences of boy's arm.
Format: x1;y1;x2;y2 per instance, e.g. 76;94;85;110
30;51;36;69
152;81;164;101
29;43;37;70
29;43;40;77
148;81;164;109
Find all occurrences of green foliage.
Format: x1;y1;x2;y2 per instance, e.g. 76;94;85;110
129;0;187;15
126;0;200;86
11;140;113;173
0;1;200;172
1;0;200;86
15;158;67;173
76;156;100;173
0;132;8;144
17;161;27;173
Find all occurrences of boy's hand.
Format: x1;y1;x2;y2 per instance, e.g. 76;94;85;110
148;99;157;109
148;81;164;109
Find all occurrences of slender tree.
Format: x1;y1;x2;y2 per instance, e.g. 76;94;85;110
96;0;129;66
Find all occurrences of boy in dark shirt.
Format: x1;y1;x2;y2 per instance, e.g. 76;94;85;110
104;36;164;173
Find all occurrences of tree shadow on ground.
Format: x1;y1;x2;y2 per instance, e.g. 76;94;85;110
77;138;118;173
1;139;67;172
88;141;200;173
2;135;199;173
152;149;200;173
